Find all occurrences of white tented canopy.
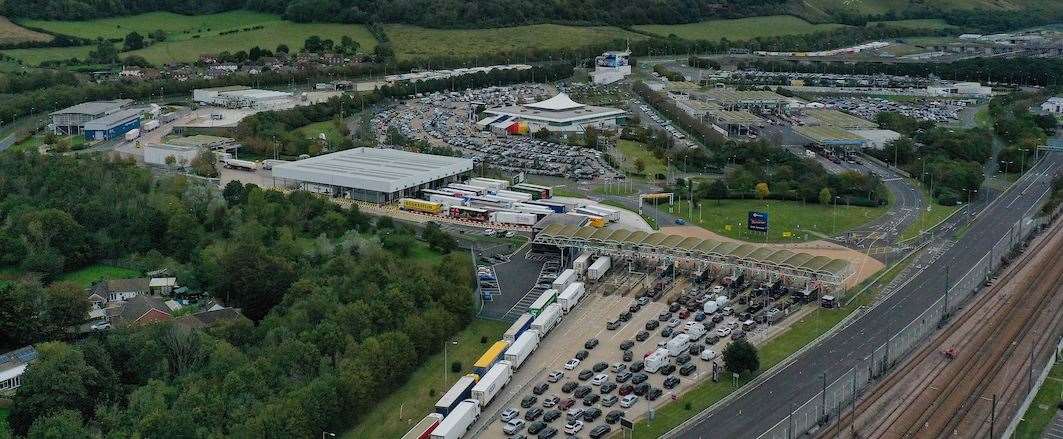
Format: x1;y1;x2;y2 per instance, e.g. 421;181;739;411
525;93;585;111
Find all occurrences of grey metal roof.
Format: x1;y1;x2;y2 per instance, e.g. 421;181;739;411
50;99;132;116
83;108;143;129
272;148;474;193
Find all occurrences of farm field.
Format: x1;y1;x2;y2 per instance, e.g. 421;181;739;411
633;16;847;41
341;318;509;439
385;24;646;60
3;11;376;65
662;198;887;242
0;16;52;45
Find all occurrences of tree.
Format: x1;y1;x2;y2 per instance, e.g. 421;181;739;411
755;182;770;200
819;187;832;206
707;179;728;206
276;44;290;54
87;38;118;64
123;32;145;51
164;155;176;171
584;126;599;149
222;180;247;205
8;343;110;436
633;158;646;175
303;35;323;52
27;410;92;439
215;241;296;320
422;222;456;253
150;29;167;42
722;339;760;376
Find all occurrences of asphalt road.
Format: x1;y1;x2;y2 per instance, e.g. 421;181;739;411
676;152;1062;438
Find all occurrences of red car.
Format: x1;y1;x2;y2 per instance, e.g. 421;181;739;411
618;385;634;396
677;308;690;319
559;398;576;410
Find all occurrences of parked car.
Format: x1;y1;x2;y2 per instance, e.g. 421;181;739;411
527;421;547;435
620;395;639;408
601;394;619;407
606;319;621;330
658;364;676;375
542;395;560;408
562;381;578;393
565;408;584;422
591;374;609;386
615;371;632;383
538;426;558;439
629;361;644;372
564;359;581;370
575;350;589;360
524;407;543;421
547;371;564;383
582;407;602;422
563;420;584;435
633;383;649;396
521;396;538;408
620;340;634;350
574;386;592;398
559;398;576;410
501;408;519;422
584;339;599;350
657;312;671;322
533;383;549;395
679;364;697;376
605;410;624;424
663;376;680;389
631;373;648;384
582;394;600;406
689;344;704;355
592;362;609;373
676;353;691;365
600;382;617;394
700;349;717;361
647;387;663;401
636;330;650;342
543;409;562;422
503;418;526;435
660;327;674;338
645;320;660;330
618;384;634;396
590;425;612;439
623;350;633;362
578;370;594;381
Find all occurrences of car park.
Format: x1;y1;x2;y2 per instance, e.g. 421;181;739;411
583;394;600;406
559;398;575;410
592;362;609;373
606;410;624;424
664;375;681;388
562;381;578;393
620;340;635;350
584;339;599;350
659;364;676;375
575;350;589;360
676;353;691;364
547;371;564;383
525;407;543;420
574;386;592;398
615;371;632;383
578;370;594;381
542;395;559;408
645;320;660;330
680;364;697;376
563;420;584;435
600;382;617;394
538;426;558;439
503;418;526;435
522;396;538;408
623;350;633;362
658;312;672;321
591;374;609;386
566;408;584;422
543;409;562;422
501;408;519;422
618;384;634;396
660;327;674;338
629;361;644;372
601;394;619;407
606;319;621;330
619;311;633;321
564;359;581;370
689;344;704;355
533;383;549;395
620;394;639;408
631;373;648;384
611;363;627;373
636;330;650;342
582;407;602;421
633;383;649;396
527;421;547;435
590;425;612;438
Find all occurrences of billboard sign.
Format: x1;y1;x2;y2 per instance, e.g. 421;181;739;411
748;211;768;232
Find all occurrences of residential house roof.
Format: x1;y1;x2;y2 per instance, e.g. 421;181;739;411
114;296;172;326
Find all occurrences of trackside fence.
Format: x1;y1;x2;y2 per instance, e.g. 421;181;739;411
756;204;1059;439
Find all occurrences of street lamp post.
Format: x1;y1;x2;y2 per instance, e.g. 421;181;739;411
322;432;336;439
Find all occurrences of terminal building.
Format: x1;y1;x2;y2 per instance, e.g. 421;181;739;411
83;108;143;141
50;99;133;135
272;147;474;203
480;93;625;133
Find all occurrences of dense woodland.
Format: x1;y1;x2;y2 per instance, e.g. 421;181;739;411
0;153;475;438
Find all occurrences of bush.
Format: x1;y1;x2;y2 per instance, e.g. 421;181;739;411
480;336;488;344
450;361;462;373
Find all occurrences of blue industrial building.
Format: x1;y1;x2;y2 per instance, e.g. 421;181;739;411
83;108;142;141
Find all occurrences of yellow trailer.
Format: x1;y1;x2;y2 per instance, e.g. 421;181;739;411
400;198;443;214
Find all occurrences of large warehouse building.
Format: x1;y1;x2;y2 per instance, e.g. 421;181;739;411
83;108;143;141
50;99;133;135
193;86;292;109
481;93;625;133
272;148;474;203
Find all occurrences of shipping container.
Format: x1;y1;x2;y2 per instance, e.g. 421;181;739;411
525;200;567;213
528;289;558;316
530;303;562;335
587;257;612;282
572;252;593;274
575;205;621;222
434;375;479;415
471;361;513;406
401;198;444;214
512;183;552;199
431;400;480;439
502;314;534;343
401;413;444;439
468;195;513;210
490;211;537;226
449;206;490;222
552;269;577;293
508;185;544;200
557;282;586;314
467;177;510;191
473;341;510;376
493;189;532;202
502;330;540;369
447;183;487;196
429;194;466;208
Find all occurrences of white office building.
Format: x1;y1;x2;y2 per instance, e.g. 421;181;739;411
482;93;626;133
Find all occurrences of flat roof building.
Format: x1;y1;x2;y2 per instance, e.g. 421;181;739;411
484;93;626;133
794;125;867;152
706;110;767;137
192;86;292;109
144;143;200;168
50;99;133;135
83;108;143;141
0;346;37;393
694;89;790;111
803;109;877;129
272;147;474;203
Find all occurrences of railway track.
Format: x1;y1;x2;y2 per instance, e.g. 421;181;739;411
821;216;1063;439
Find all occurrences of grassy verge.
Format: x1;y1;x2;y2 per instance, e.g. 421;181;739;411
633;256;911;437
342;318;509;439
614;140;668;178
55;264;140;287
384;24;645;60
633;15;846;41
0;407;8;436
9;133;86;154
296;120;343;141
899;181;961;241
1013;362;1063;439
663;198;886;243
592;184;638;196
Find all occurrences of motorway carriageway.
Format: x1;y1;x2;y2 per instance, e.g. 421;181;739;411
674;152;1063;438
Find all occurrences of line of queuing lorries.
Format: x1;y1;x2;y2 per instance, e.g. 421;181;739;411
405;253;612;439
399;177;619;228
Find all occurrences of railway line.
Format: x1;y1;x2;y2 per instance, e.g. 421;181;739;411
821;215;1063;439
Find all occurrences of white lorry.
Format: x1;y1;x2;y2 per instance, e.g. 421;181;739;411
502;330;540;369
124;129;140;141
556;282;586;314
431;399;480;439
666;334;691;357
470;361;512;406
552;269;577;292
530;303;562;335
572;252;593;275
587;257;612;282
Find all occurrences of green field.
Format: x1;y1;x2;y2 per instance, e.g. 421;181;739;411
296;120;344;141
1013;362;1063;439
385;24;646;60
665;197;887;242
342;318;509;439
867;18;956;30
4;11;376;66
0;16;52;45
899;181;962;241
55;264;140;287
634;16;847;41
633;254;909;437
615;140;668;178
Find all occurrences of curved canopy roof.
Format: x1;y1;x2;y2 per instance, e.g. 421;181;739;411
524;93;585;111
535;224;852;277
